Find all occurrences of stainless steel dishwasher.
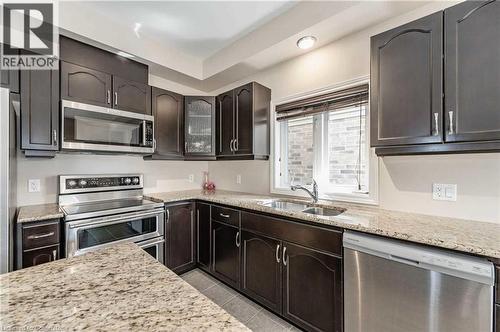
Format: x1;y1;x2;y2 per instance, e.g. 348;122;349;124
343;231;495;332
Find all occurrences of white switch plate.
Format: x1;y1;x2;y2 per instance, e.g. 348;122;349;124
236;174;242;184
433;183;457;201
188;174;194;183
28;179;41;193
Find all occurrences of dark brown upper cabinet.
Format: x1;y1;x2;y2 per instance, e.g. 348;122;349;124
146;87;184;159
184;96;216;159
216;82;271;160
112;76;151;114
282;242;342;332
217;90;234;156
0;44;19;93
240;230;282;314
20;69;59;156
165;202;196;275
370;12;443;147
444;0;500;143
196;202;211;272
61;61;112;108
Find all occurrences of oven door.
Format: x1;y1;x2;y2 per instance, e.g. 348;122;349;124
61;100;154;154
137;237;165;264
66;208;164;257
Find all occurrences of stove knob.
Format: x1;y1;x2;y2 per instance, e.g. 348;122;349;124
79;179;87;187
124;178;132;185
68;180;77;187
132;177;139;184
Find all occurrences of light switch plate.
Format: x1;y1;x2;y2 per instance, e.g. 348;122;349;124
28;179;41;193
188;174;194;183
236;174;242;184
433;183;457;201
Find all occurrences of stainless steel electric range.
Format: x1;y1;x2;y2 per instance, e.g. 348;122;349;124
58;174;165;263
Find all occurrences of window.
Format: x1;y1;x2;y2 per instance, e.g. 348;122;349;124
274;83;373;201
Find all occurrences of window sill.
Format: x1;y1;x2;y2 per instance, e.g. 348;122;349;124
271;187;378;206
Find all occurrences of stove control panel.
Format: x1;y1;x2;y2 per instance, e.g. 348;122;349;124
60;175;143;193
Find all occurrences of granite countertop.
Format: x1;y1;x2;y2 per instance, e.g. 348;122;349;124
0;242;249;332
17;203;64;223
145;190;500;260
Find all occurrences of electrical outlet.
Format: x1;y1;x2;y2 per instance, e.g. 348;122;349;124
433;183;457;201
28;179;41;193
236;174;242;184
188;174;194;183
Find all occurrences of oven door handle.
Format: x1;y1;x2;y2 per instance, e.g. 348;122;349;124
138;238;165;248
67;209;165;229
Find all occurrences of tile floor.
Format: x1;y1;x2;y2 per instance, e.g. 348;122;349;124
181;269;302;331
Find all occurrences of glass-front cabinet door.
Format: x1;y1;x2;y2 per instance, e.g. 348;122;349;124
184;96;216;158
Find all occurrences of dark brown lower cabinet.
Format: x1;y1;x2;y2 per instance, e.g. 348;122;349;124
22;245;59;268
165;202;196;274
240;231;282;313
282;242;343;332
211;220;240;288
196;202;211;271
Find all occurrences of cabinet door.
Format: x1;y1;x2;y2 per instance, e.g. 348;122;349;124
166;202;196;274
152;87;184;158
22;245;59;268
217;91;234;156
211;220;240;289
112;76;151;114
196;202;211;271
61;61;112;107
445;1;500;142
241;231;282;314
234;83;253;154
20;69;59;151
282;242;342;332
185;96;216;157
371;12;443;147
1;69;19;93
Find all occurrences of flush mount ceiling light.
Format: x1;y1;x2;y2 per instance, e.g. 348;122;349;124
297;36;317;50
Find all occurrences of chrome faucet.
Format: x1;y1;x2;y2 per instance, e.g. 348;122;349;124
291;179;319;203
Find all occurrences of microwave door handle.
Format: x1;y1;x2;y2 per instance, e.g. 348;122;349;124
142;120;147;146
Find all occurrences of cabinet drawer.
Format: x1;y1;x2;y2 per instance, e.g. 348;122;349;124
22;221;60;250
241;212;342;256
22;244;59;268
211;205;240;227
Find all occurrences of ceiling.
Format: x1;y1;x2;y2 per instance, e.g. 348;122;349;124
83;1;297;60
59;1;434;92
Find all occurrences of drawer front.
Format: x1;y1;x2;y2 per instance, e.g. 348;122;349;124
22;244;59;268
211;205;240;227
241;211;342;256
23;221;60;250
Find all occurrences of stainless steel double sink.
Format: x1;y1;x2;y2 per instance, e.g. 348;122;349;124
259;199;345;217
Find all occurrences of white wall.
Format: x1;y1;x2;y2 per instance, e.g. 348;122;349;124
207;1;500;223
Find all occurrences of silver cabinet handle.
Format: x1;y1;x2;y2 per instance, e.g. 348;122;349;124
235;231;240;248
282;246;288;266
52;129;57;146
27;231;55;240
153;138;157;151
229;139;234;152
166;209;170;222
220;213;230;218
433;113;439;136
53;249;57;260
276;244;281;263
448;111;454;135
235;139;238;151
107;90;111;104
114;92;118;105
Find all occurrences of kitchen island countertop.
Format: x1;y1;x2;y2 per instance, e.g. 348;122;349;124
0;242;249;331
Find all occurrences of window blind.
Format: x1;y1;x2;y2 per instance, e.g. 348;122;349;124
275;84;369;121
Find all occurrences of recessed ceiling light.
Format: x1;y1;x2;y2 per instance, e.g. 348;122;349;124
116;51;134;58
297;36;317;50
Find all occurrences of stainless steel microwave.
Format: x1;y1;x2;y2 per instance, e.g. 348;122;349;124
61;100;154;154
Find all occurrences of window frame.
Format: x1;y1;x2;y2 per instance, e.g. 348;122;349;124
270;76;379;205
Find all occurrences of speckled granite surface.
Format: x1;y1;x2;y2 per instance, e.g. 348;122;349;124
17;203;64;223
146;190;500;259
0;243;249;332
